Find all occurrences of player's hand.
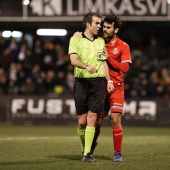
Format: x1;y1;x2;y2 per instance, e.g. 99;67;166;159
103;47;108;58
73;31;82;37
107;82;114;93
85;65;98;74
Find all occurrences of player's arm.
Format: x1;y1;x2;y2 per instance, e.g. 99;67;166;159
107;58;130;73
102;61;114;93
103;47;108;58
73;31;82;37
107;44;131;73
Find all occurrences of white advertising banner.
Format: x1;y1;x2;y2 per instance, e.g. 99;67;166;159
0;0;170;21
1;95;169;126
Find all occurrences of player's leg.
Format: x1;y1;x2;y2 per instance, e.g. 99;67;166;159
111;113;123;162
109;85;124;162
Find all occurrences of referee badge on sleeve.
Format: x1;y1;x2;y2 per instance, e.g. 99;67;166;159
97;52;106;61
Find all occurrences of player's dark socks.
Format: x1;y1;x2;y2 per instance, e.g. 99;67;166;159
90;141;98;155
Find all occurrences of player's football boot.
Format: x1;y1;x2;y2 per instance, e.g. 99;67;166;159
89;154;95;161
90;141;98;155
81;153;95;162
113;152;122;162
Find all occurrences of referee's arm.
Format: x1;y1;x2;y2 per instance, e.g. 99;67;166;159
102;61;114;92
70;53;98;74
70;53;88;69
102;60;111;81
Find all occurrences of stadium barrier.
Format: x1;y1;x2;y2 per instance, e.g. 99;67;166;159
0;95;169;126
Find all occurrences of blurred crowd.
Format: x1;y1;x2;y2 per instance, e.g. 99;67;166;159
0;34;170;99
125;36;170;99
0;35;74;96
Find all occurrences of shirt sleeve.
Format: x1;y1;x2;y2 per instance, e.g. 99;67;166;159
121;43;132;64
68;37;79;55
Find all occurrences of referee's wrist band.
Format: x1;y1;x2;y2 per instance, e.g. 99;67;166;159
108;80;113;84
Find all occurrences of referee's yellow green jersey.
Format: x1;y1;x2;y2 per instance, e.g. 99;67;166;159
68;34;106;78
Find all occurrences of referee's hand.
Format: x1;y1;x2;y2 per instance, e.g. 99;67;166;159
85;65;98;74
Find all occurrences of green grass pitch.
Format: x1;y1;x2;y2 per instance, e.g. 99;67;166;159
0;124;170;170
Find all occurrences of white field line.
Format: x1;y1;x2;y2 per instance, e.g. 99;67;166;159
125;136;169;139
0;136;78;141
0;136;169;141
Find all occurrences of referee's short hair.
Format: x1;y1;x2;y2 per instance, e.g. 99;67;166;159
83;12;102;27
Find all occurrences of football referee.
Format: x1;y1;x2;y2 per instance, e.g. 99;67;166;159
68;12;114;162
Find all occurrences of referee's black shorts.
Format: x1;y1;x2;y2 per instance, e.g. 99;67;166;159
74;78;105;115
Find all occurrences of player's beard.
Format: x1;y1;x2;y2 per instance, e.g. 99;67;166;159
103;31;114;42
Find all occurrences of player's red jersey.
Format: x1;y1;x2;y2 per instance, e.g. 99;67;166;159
105;37;132;86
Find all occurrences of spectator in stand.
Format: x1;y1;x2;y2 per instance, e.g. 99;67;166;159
17;43;27;63
35;76;46;94
7;37;19;61
66;63;74;73
0;47;13;71
65;72;74;95
32;38;43;65
0;68;8;95
148;71;161;97
42;40;57;72
21;48;34;72
0;34;6;55
45;70;57;93
15;63;25;87
8;63;18;94
30;64;41;81
55;43;70;72
20;77;36;94
140;74;149;97
160;67;170;99
55;70;65;85
54;70;66;95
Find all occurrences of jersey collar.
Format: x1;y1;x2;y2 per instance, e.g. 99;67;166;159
82;32;98;41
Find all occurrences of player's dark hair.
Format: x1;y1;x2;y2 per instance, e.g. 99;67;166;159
103;15;122;29
83;12;101;27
